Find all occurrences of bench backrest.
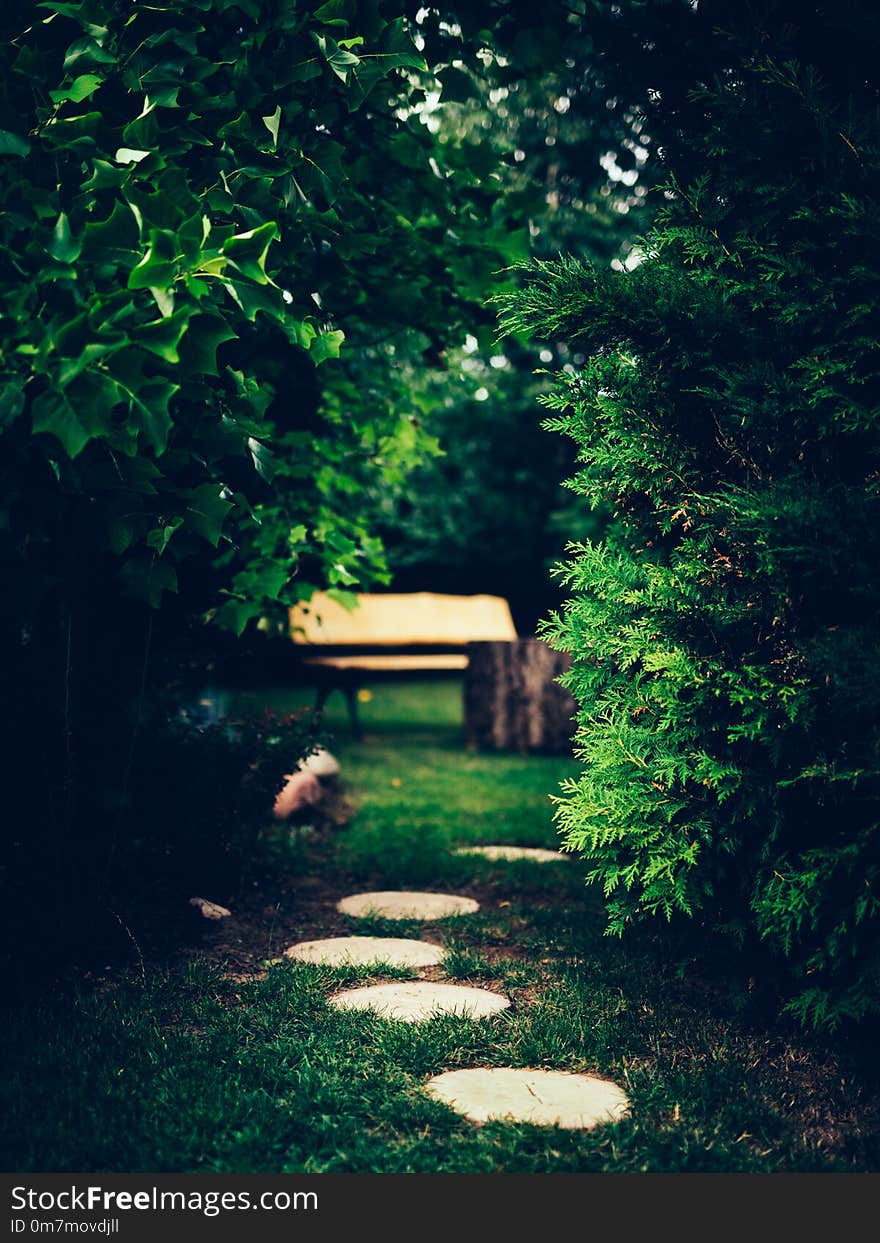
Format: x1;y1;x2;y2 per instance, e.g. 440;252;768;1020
290;592;517;648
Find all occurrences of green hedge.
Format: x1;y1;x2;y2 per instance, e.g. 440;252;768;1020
501;1;880;1027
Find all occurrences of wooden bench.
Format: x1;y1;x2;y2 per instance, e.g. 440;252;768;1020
289;591;517;737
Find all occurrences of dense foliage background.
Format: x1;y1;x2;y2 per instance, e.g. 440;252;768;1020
503;0;880;1026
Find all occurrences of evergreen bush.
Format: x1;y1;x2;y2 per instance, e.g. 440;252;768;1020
501;1;880;1026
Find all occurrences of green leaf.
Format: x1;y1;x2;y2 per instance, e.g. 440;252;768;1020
128;228;177;291
135;379;178;454
0;130;30;157
222;222;279;284
46;212;83;264
177;315;237;376
63;36;116;72
324;587;358;610
248;436;277;481
0;379;25;426
119;555;178;608
49;73;104;103
138;309;193;363
214;597;259;636
261;105;281;149
185;483;233;546
32;388;91;458
310;329;345;365
314;0;354;23
146;516;184;554
115;147;151;164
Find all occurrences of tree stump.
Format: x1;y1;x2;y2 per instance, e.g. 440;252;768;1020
464;639;576;754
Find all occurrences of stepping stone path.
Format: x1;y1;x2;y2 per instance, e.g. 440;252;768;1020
285;936;444;968
424;1068;630;1130
329;981;509;1023
290;864;629;1132
454;845;568;864
338;891;479;920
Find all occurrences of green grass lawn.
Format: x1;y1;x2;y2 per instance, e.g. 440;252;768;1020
2;678;876;1172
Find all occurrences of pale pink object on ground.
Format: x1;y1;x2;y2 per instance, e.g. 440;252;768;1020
273;769;322;819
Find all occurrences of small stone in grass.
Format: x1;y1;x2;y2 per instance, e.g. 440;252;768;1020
337;891;479;920
424;1067;629;1130
329;981;508;1023
454;845;569;864
285;936;444;968
189;897;231;920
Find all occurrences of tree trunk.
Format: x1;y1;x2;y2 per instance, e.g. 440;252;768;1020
464;639;576;754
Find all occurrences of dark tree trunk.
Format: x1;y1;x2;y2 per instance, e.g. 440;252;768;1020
464;639;576;754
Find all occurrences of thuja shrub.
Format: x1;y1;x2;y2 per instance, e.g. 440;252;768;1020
501;3;880;1027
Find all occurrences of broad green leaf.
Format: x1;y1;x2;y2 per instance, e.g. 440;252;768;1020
0;380;25;426
128;228;177;291
32;388;90;458
248;436;277;481
49;73;104;103
46;213;83;264
138;309;193;363
0;130;30;157
310;329;345;365
185;483;233;546
314;0;354;23
120;375;178;453
261;105;281;149
63;36;116;72
82;200;139;258
147;516;184;554
178;316;237;376
222;222;279;284
119;555;178;608
115;147;151;164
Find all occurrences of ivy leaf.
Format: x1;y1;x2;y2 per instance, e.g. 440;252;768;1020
0;379;25;427
185;483;233;546
178;316;237;376
138;309;193;363
248;436;277;481
114;147;151;164
123;376;179;454
261;105;281;149
314;33;361;83
0;130;30;157
146;516;184;554
310;329;345;365
214;596;259;636
49;73;104;103
119;555;178;608
32;388;91;458
128;228;177;290
222;222;279;284
47;213;83;264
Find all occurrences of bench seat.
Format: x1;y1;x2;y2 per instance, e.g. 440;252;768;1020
301;653;469;672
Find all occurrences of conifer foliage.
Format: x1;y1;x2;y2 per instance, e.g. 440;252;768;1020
502;1;880;1026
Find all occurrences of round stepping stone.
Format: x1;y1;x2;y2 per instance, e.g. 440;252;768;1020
329;981;509;1023
454;845;568;864
285;936;444;968
424;1068;629;1129
337;891;479;920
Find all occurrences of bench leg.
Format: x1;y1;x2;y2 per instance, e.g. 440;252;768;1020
345;684;363;741
314;683;330;720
